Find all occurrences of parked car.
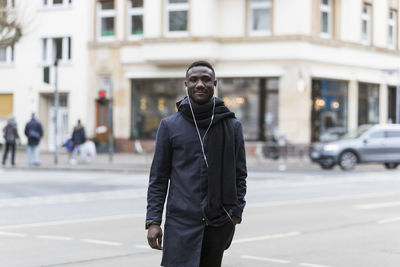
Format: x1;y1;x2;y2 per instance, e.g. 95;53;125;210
309;124;400;170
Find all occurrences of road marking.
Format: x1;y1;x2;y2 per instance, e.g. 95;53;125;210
136;245;150;249
241;255;290;264
37;235;73;241
0;231;27;237
247;192;396;208
233;231;301;244
0;213;144;230
80;239;122;246
354;201;400;210
377;216;400;224
299;263;331;267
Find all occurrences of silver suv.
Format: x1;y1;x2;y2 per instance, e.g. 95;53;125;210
309;124;400;170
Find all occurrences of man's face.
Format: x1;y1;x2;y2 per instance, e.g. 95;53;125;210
185;66;217;104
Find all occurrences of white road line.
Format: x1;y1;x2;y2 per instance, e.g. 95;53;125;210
241;255;290;264
233;231;301;244
37;235;73;241
80;239;122;246
354;201;400;210
0;231;27;237
299;263;331;267
377;216;400;224
247;192;396;208
136;245;150;249
0;213;144;230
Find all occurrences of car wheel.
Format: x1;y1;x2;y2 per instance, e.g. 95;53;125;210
384;163;399;169
319;162;335;170
339;151;357;171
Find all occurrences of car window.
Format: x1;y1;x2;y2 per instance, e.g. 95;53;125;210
368;131;385;139
386;131;400;138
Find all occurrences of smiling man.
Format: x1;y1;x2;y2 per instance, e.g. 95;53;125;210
146;61;247;267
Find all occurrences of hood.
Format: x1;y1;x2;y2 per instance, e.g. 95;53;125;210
7;118;17;128
176;96;189;111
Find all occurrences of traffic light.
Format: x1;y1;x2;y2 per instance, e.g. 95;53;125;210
99;90;106;104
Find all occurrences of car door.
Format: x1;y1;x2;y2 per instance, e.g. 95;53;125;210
359;130;386;162
384;130;400;162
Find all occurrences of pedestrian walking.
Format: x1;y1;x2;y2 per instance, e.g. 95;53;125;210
69;120;87;164
146;61;247;267
24;113;43;166
2;118;19;166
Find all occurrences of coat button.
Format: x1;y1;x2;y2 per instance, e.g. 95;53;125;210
202;218;205;221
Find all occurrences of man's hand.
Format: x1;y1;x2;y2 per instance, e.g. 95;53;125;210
147;224;163;250
232;216;241;226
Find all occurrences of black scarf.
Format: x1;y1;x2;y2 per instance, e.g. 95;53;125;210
177;96;238;216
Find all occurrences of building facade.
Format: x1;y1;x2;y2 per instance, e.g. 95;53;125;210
0;0;92;151
2;0;400;153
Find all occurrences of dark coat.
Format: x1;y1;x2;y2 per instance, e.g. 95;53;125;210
3;119;19;144
71;126;86;146
147;111;247;267
24;118;43;146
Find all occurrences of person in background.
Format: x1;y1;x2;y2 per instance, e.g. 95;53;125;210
70;119;87;164
2;118;19;166
24;113;43;166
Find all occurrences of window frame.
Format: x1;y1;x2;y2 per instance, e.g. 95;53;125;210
388;9;397;50
320;0;333;38
97;0;116;42
127;0;144;40
40;0;72;8
41;36;72;64
248;0;272;36
0;46;15;65
164;0;189;37
361;2;372;45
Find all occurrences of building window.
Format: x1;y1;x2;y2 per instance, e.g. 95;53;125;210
131;79;185;139
165;0;188;36
388;9;397;49
358;83;379;125
219;77;279;141
311;79;348;142
320;0;333;38
0;0;15;8
248;0;271;35
361;3;372;45
97;0;116;40
41;0;72;7
0;94;13;117
41;37;72;63
388;86;398;123
128;0;144;38
0;46;14;64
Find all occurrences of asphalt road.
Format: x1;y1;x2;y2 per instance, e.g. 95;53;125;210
0;167;399;267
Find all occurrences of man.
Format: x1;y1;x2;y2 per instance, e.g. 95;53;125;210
146;61;247;267
24;113;43;166
70;119;87;164
2;118;19;166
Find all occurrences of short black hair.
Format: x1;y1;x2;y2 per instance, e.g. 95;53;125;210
186;60;215;78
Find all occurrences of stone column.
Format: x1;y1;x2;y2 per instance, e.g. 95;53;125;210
348;80;358;132
379;83;388;123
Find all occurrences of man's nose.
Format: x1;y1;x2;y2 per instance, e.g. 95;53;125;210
195;81;206;89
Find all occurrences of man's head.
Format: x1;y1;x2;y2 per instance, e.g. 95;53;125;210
185;61;217;104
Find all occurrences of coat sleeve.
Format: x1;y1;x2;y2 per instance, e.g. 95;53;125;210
146;119;172;224
231;121;247;220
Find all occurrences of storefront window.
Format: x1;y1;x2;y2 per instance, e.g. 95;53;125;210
218;77;278;140
311;79;348;142
358;83;379;125
131;79;185;139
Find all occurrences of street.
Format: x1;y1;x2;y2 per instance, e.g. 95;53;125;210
0;167;400;267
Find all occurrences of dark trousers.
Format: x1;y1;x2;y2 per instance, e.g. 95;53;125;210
2;142;16;165
199;221;235;267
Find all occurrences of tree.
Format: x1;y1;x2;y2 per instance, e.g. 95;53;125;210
0;0;22;48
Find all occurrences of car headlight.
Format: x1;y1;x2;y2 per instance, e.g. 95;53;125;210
323;144;339;151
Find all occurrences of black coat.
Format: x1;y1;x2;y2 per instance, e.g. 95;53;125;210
147;111;247;267
24;118;43;146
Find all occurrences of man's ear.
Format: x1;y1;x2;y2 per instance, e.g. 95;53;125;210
214;80;217;88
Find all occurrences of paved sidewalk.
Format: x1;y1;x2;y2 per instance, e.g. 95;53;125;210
1;149;315;173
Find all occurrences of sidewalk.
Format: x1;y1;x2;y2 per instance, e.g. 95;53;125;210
1;149;315;173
